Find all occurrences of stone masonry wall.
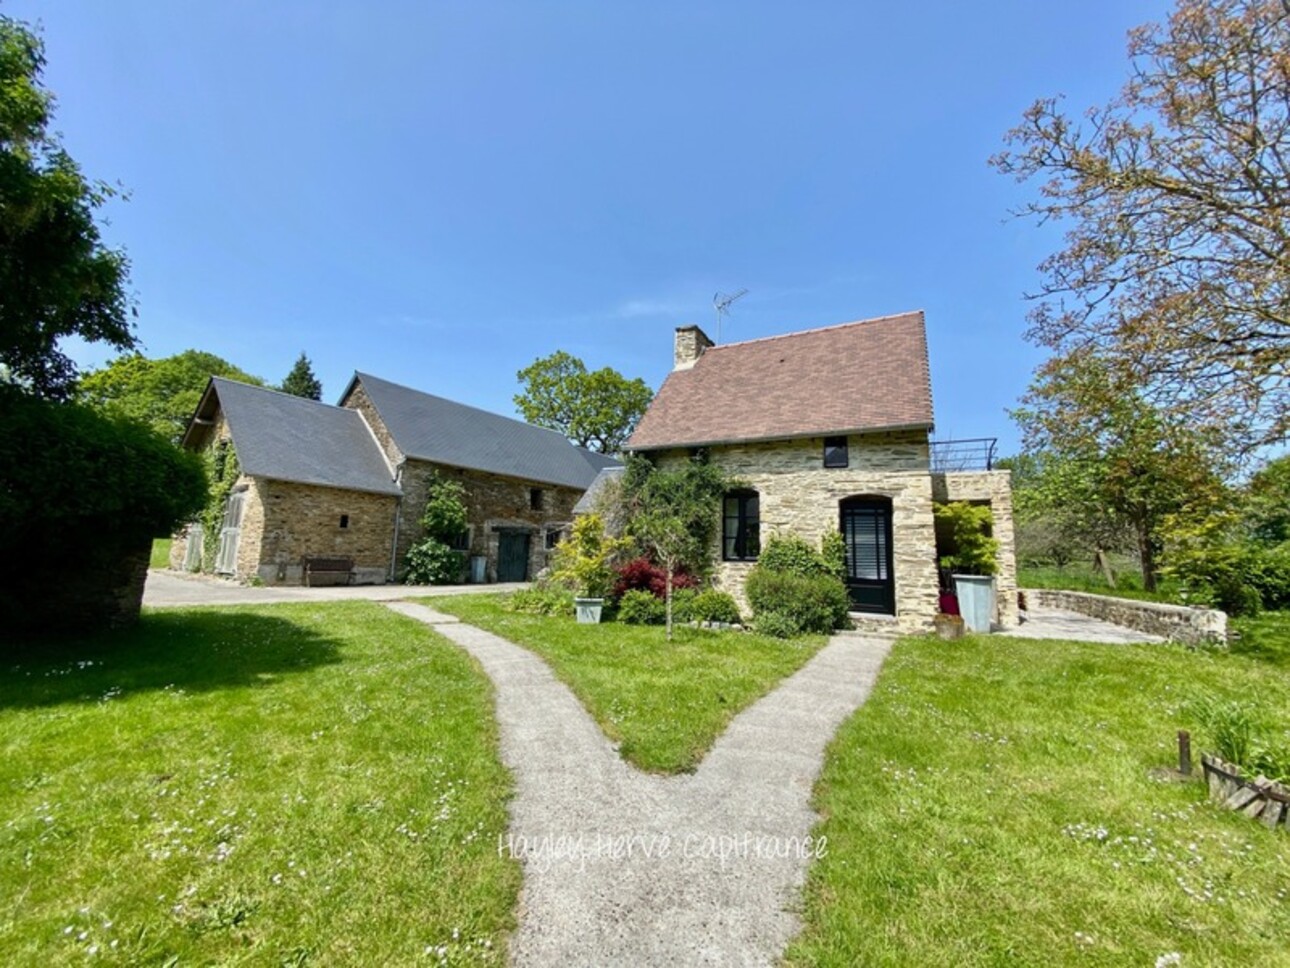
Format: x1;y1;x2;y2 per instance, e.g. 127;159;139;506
659;430;940;631
254;479;399;585
398;460;582;582
1023;588;1227;645
932;470;1019;627
340;382;404;467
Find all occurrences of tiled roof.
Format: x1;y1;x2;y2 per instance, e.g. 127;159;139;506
349;372;618;490
197;378;401;495
627;311;933;450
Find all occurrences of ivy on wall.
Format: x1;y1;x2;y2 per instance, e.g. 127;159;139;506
199;439;240;572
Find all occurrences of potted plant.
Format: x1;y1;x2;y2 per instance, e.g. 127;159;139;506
550;514;631;624
934;502;1000;633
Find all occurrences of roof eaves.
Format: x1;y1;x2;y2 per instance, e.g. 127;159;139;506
627;421;935;453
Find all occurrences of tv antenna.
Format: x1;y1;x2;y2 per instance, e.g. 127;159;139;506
713;288;748;343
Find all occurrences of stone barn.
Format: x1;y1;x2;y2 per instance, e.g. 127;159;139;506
171;374;616;586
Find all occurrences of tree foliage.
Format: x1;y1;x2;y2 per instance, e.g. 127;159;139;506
1013;349;1227;590
280;352;323;400
78;350;263;442
0;15;136;398
514;350;653;454
617;455;729;638
993;0;1289;451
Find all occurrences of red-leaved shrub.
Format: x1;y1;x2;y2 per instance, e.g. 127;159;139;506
612;556;698;600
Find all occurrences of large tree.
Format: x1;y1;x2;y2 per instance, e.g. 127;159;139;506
280;351;323;400
0;16;135;398
78;350;263;442
993;0;1289;451
1013;349;1228;591
514;350;652;453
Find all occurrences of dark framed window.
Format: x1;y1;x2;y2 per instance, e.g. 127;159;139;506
824;436;849;468
723;490;760;561
448;528;471;552
544;528;561;551
530;488;544;511
338;514;350;529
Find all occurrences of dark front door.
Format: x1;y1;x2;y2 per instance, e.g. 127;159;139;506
840;498;895;614
497;532;530;582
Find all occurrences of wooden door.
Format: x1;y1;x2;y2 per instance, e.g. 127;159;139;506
497;532;530;582
214;492;244;575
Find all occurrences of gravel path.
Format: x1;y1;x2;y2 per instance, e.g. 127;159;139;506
385;601;893;967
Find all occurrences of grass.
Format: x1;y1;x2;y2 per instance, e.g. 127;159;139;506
427;594;826;774
1231;610;1290;668
1019;561;1185;604
149;538;172;569
785;633;1290;967
0;601;519;966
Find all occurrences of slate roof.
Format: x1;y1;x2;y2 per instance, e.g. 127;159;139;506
191;378;401;496
627;311;934;450
347;372;617;490
572;465;627;515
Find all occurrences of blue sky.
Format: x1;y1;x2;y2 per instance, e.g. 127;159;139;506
14;0;1171;453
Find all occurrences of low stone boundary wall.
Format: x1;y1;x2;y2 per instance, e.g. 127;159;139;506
1021;588;1226;645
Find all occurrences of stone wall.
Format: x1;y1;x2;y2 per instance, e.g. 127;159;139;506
658;430;940;631
673;325;714;370
932;470;1019;627
1022;588;1227;645
341;382;404;467
398;460;582;582
254;479;399;584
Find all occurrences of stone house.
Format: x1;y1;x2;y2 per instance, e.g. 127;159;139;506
625;312;1017;632
171;374;615;585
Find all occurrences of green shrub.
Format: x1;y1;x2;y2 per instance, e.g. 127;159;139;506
1166;540;1290;615
669;587;698;623
935;501;999;575
404;539;465;585
745;568;850;634
507;587;575;616
550;514;634;598
688;589;742;624
754;611;802;639
0;390;208;634
618;589;666;625
758;535;834;577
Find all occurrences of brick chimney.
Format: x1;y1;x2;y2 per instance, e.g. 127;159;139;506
674;324;713;370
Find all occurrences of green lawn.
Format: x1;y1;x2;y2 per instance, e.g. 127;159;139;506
149;537;172;569
1019;561;1185;604
0;602;519;966
786;633;1290;966
1231;610;1290;668
427;594;826;774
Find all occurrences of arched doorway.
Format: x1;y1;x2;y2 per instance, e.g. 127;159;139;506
839;496;895;614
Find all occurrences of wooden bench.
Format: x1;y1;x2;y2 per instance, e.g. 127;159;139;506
302;556;353;587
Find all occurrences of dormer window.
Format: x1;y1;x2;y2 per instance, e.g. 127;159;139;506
824;436;849;468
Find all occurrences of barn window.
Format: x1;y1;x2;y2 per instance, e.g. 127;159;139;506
530;488;544;510
338;514;350;529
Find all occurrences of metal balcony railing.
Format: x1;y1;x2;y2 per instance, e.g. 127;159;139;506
929;437;998;473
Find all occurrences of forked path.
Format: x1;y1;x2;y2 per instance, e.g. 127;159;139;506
385;602;893;967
